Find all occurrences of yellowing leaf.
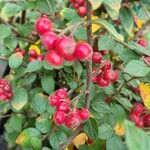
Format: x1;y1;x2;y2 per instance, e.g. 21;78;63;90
114;122;125;136
139;82;150;109
73;133;88;148
16;132;27;145
134;16;144;29
92;16;101;33
29;45;41;55
35;40;41;45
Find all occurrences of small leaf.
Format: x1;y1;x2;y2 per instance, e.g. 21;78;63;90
89;0;103;10
103;0;122;10
4;36;18;50
9;52;23;69
0;24;11;39
74;61;83;79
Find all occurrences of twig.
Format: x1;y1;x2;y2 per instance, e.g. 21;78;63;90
0;114;13;119
0;56;8;61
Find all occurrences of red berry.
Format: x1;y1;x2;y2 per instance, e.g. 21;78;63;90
133;102;144;114
97;75;110;87
29;50;37;58
0;79;7;88
77;6;87;17
129;110;140;123
65;112;81;128
55;89;68;99
137;39;147;48
35;15;53;35
92;52;103;64
69;0;75;3
45;51;64;67
56;102;70;113
87;138;93;145
136;119;144;128
103;69;118;82
6;91;13;99
37;55;44;61
41;32;58;50
75;0;84;6
3;84;11;92
101;50;109;56
53;111;66;125
74;42;93;61
143;114;150;127
102;60;112;70
92;76;97;83
49;95;60;106
73;3;79;9
56;36;76;61
0;93;8;101
78;108;90;120
15;48;26;56
114;19;121;25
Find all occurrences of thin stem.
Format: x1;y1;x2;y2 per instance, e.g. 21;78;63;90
0;114;13;119
0;56;8;61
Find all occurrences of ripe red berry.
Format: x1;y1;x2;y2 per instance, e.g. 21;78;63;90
6;92;13;99
102;60;112;70
73;3;79;9
129;110;140;123
78;108;90;120
53;111;66;125
41;32;58;50
45;51;64;67
133;102;144;114
137;39;147;48
55;89;68;99
15;48;26;56
56;36;76;61
28;57;36;62
0;79;7;88
75;0;84;6
29;50;37;58
0;93;8;101
35;15;53;35
77;6;87;17
103;69;118;82
92;52;103;64
97;75;110;87
136;119;144;128
143;114;150;127
74;42;93;61
87;138;93;145
37;55;44;61
3;84;11;92
56;102;70;113
65;112;81;128
49;95;60;106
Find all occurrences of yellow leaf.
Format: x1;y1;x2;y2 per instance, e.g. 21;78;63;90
35;40;41;45
29;45;41;55
92;16;101;33
134;16;144;29
114;122;125;136
16;133;25;145
139;82;150;109
73;133;88;148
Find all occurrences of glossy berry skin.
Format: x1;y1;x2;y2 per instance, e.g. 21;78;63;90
102;60;112;70
0;93;8;101
41;32;58;50
129;110;140;123
37;55;44;61
0;79;7;87
35;15;53;35
77;6;86;17
78;108;90;120
49;95;60;106
143;114;150;127
3;84;11;92
73;3;79;9
132;102;144;114
103;70;118;82
55;89;68;99
45;51;64;67
53;111;66;125
56;36;76;61
65;112;81;128
136;119;144;128
29;50;37;58
74;42;93;61
97;75;110;87
7;92;13;99
92;52;103;64
137;39;147;48
56;102;70;113
75;0;84;5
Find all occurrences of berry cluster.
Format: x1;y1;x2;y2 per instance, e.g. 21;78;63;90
92;52;119;87
69;0;87;17
48;89;90;128
28;49;44;62
0;79;13;101
129;102;150;128
35;15;93;67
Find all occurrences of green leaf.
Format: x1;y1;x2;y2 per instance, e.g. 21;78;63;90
84;118;98;139
117;98;133;110
60;8;80;21
31;93;47;115
74;61;83;79
125;120;150;150
95;19;124;41
124;60;150;77
4;36;17;50
43;61;53;70
11;87;28;111
98;35;116;50
41;75;55;94
35;117;51;134
98;124;113;140
26;60;42;73
0;24;11;39
103;0;122;10
89;0;103;10
119;7;133;35
74;27;87;41
9;52;23;69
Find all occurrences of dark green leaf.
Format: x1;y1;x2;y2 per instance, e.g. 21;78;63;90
0;24;11;39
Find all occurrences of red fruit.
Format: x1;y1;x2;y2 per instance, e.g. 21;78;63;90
49;95;60;106
136;119;144;128
56;36;76;61
92;76;97;83
55;89;68;99
102;60;112;70
37;55;44;61
92;52;103;64
78;108;90;120
69;0;75;3
45;51;64;67
103;69;118;82
0;93;8;101
74;42;93;61
29;50;37;58
87;138;93;145
101;50;109;56
75;0;84;6
129;110;140;123
114;19;121;25
73;3;79;9
0;79;7;87
6;92;13;99
137;39;147;48
133;102;144;114
143;114;150;127
3;84;11;92
35;15;53;35
77;6;87;17
41;32;58;50
97;75;110;87
65;112;81;128
53;111;66;125
56;102;70;113
15;48;26;56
